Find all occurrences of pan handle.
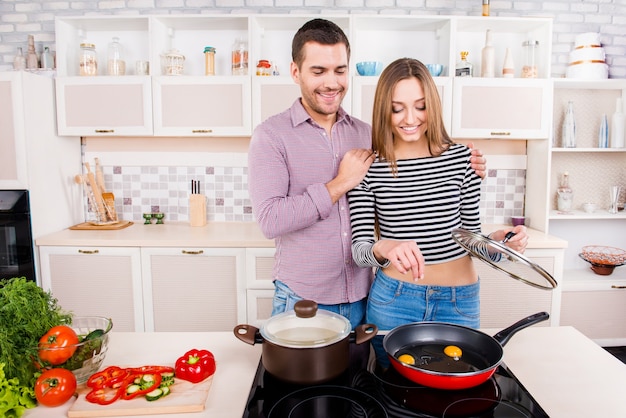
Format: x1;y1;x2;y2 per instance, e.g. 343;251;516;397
233;324;264;345
493;311;549;346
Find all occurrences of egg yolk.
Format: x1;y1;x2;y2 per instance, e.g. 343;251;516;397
444;345;462;360
397;353;416;365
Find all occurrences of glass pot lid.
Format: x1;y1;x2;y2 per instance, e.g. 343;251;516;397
451;228;557;290
260;300;351;348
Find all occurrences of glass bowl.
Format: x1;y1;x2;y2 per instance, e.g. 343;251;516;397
579;246;626;276
37;316;113;384
356;61;383;76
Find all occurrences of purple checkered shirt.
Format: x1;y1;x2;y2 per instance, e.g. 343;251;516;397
248;99;373;304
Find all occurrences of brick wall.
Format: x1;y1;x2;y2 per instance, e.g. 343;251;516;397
0;0;625;78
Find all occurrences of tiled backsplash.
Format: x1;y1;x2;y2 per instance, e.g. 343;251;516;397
94;165;525;225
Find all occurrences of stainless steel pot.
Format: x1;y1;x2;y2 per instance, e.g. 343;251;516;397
233;300;378;384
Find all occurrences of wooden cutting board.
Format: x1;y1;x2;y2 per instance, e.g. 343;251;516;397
69;221;133;230
67;376;213;417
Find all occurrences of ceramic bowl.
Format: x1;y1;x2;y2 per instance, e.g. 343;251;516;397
356;61;383;76
426;64;444;77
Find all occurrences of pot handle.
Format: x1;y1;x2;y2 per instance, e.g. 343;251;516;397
351;324;378;345
233;324;263;346
493;311;549;346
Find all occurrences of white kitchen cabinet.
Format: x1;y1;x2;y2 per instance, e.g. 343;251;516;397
152;76;251;137
451;77;553;139
245;248;275;326
251;76;301;129
38;246;144;332
54;14;553;137
560;280;626;346
140;247;246;332
0;73;28;189
55;76;153;136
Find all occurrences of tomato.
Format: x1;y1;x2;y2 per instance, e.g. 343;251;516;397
35;368;77;407
38;325;79;365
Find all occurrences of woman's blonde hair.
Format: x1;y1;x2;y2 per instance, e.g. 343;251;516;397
371;58;453;174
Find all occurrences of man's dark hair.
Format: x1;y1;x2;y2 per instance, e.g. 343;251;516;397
291;18;351;67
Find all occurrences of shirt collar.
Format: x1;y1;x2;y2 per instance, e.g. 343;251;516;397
289;98;353;128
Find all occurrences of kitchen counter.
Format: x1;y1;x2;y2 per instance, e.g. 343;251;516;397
35;221;567;249
23;326;626;418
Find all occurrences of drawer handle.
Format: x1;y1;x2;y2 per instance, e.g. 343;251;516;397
611;285;626;289
182;250;204;255
192;129;213;133
94;129;115;133
490;131;511;136
78;249;99;254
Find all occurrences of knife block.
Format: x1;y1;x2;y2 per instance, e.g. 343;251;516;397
189;194;207;227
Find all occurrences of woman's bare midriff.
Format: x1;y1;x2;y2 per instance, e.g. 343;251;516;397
382;255;477;286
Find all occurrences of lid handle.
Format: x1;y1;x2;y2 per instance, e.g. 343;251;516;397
294;300;318;318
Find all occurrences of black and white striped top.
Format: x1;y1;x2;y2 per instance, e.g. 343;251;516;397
348;143;482;267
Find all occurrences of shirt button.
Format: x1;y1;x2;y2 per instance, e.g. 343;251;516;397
343;232;348;237
340;206;345;211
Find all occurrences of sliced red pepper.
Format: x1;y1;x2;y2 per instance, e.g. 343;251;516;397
121;373;162;400
85;386;124;405
175;349;216;383
87;366;130;389
128;365;174;375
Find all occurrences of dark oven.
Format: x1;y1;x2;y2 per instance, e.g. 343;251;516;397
0;190;35;282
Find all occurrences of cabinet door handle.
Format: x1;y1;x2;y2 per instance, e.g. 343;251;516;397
181;250;204;255
78;249;99;254
192;129;213;133
95;129;115;133
611;285;626;289
490;131;511;136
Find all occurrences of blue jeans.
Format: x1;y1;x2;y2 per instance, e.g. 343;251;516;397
367;269;480;368
271;280;367;329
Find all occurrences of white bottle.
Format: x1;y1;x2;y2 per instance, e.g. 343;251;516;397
502;47;514;78
481;29;495;78
610;97;625;148
562;101;576;148
598;114;609;148
13;47;26;70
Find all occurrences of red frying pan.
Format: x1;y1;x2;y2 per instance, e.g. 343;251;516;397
382;312;549;390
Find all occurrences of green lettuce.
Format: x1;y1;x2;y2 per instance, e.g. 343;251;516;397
0;363;36;418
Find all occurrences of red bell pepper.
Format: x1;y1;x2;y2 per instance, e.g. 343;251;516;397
175;349;216;383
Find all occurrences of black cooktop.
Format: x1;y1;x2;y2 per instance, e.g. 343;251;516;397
243;346;549;418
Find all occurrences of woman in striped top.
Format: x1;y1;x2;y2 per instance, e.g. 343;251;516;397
347;58;528;366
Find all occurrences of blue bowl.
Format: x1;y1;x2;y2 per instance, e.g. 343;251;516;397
356;61;383;76
426;64;444;77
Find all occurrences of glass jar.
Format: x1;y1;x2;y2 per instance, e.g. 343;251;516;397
79;42;98;76
256;59;272;76
204;46;216;76
231;38;248;75
107;37;126;75
521;40;539;78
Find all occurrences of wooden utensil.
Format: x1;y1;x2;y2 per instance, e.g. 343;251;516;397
84;162;107;223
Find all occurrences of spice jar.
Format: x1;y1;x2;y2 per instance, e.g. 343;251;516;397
521;40;539;78
256;59;272;76
79;42;98;76
204;46;216;76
